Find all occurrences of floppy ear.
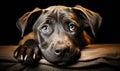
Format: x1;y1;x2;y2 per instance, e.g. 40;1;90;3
73;5;102;36
16;7;42;37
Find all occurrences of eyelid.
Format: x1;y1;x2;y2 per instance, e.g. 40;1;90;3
70;20;79;27
65;18;79;26
41;24;49;31
39;23;48;30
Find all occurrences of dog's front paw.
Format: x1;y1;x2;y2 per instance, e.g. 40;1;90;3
14;39;41;65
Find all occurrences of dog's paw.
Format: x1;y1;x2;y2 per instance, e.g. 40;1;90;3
14;39;41;65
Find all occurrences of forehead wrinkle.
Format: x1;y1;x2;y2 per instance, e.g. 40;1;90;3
45;6;70;23
44;7;80;27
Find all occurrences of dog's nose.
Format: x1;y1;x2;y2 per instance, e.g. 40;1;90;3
55;47;64;55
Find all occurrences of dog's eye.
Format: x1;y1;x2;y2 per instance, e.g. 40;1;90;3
41;24;50;33
69;23;76;32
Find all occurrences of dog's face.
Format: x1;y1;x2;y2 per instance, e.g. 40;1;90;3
16;5;102;65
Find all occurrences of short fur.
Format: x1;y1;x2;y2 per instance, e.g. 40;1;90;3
14;5;102;65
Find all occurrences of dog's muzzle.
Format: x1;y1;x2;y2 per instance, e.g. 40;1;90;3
39;40;81;65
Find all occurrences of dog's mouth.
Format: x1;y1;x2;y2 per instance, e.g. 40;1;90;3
40;45;80;65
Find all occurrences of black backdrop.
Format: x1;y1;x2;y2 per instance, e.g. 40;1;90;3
0;0;120;45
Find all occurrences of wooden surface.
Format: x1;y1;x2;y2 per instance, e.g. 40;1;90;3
0;44;120;71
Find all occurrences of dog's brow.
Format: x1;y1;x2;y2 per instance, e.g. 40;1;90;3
67;19;80;27
45;18;55;24
63;15;80;27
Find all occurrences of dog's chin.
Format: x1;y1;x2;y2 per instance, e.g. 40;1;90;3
41;48;80;65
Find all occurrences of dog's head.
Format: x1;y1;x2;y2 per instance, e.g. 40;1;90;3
16;5;102;65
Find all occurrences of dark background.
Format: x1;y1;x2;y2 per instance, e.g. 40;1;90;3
0;0;120;45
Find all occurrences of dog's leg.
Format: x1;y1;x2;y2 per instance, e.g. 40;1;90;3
14;39;42;65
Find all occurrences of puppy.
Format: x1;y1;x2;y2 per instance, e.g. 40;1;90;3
14;5;102;65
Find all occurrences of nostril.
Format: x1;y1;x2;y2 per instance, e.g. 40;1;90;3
55;47;63;55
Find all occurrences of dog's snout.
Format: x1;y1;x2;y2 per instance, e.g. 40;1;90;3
54;43;69;56
51;35;71;56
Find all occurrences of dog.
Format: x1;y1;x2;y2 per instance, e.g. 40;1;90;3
14;5;102;65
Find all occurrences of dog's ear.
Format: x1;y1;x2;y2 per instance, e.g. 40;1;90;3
16;7;42;37
72;5;102;36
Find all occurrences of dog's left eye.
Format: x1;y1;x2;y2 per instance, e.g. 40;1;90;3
69;23;76;32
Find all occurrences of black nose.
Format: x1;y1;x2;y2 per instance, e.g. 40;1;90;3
55;47;66;56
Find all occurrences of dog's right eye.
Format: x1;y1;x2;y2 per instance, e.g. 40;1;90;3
41;24;52;34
